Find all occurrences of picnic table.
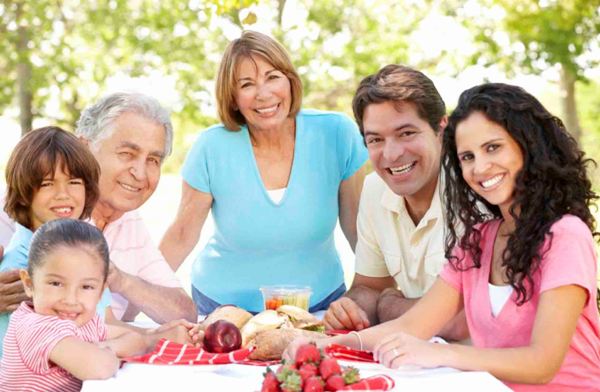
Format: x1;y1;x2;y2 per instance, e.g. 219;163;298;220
81;359;511;391
82;314;511;391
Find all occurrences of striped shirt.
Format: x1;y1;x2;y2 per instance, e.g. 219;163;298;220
0;302;108;392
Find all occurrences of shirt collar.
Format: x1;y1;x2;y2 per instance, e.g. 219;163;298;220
379;175;444;226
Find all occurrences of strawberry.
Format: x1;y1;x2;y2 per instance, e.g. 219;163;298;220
277;363;297;377
324;375;345;391
303;376;325;392
295;343;321;366
261;368;281;392
279;369;302;392
341;366;360;384
319;357;342;380
298;363;318;382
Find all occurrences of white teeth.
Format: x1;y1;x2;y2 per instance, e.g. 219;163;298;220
389;162;415;175
120;183;140;192
53;207;72;214
481;174;504;188
255;105;278;114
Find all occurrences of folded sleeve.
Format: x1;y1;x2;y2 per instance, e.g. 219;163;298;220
335;114;368;180
439;247;464;294
354;184;391;278
15;316;77;374
538;216;598;306
181;129;213;193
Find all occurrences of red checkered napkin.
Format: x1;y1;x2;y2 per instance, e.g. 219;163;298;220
340;375;395;391
325;343;376;363
125;339;277;366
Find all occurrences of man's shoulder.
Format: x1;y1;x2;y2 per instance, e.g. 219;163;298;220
361;173;396;203
104;210;151;248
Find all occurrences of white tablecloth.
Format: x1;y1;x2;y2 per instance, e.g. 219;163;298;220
82;360;511;391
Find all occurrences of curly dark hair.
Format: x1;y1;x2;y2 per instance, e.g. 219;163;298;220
442;83;598;306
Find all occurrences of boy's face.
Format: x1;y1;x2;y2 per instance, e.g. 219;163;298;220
29;165;86;231
20;245;105;327
362;100;443;206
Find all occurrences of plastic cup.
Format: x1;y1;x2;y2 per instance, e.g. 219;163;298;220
260;285;312;311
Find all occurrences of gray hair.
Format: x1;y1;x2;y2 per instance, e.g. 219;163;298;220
76;92;174;156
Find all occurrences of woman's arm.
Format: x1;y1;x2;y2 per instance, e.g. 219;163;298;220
159;181;213;271
338;165;367;251
284;277;462;360
375;284;586;384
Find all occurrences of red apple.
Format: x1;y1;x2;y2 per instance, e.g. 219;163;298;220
203;320;242;353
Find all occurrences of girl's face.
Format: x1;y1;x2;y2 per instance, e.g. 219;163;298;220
455;111;524;219
30;165;86;231
20;245;105;327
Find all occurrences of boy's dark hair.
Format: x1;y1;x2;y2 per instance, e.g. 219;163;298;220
352;64;446;136
4;126;100;230
28;219;110;282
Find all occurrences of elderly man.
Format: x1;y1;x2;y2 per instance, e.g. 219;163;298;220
0;93;196;324
324;65;467;341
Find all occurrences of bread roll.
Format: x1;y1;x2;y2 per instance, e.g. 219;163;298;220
247;328;325;361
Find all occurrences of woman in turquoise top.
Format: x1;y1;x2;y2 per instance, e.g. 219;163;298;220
160;31;368;314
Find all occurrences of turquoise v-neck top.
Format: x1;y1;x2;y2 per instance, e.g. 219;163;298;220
182;109;368;312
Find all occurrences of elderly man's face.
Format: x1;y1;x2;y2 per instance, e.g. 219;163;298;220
91;112;165;216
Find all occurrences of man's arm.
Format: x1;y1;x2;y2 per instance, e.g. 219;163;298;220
324;273;396;331
376;287;469;341
108;262;196;323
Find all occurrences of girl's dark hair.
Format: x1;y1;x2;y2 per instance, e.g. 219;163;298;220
28;219;110;282
443;83;598;305
4;126;100;230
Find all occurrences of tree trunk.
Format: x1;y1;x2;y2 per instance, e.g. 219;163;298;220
559;64;582;142
16;3;33;135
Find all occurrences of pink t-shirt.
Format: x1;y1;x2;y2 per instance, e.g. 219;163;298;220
100;210;182;320
0;302;108;392
441;215;600;391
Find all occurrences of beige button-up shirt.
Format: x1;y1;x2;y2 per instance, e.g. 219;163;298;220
354;173;446;298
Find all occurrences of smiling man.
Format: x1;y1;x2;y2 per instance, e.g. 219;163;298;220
323;65;467;341
74;93;196;323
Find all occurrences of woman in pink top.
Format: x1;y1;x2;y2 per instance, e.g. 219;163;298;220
284;83;600;391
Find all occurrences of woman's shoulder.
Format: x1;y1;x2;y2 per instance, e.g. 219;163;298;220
190;123;247;151
549;214;591;236
299;109;356;128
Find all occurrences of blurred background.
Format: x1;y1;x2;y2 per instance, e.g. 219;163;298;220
1;0;599;289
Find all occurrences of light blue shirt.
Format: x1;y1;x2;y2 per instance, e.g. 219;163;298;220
182;109;368;312
0;223;111;357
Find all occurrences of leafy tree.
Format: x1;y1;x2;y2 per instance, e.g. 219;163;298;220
0;0;256;136
449;0;600;142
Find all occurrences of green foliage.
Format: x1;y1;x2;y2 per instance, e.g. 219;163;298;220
452;0;600;78
273;0;427;114
577;79;600;188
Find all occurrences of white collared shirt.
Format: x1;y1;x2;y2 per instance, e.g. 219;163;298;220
354;173;447;298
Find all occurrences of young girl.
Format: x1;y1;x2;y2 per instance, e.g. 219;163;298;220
0;126;109;356
285;83;600;391
0;219;151;391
